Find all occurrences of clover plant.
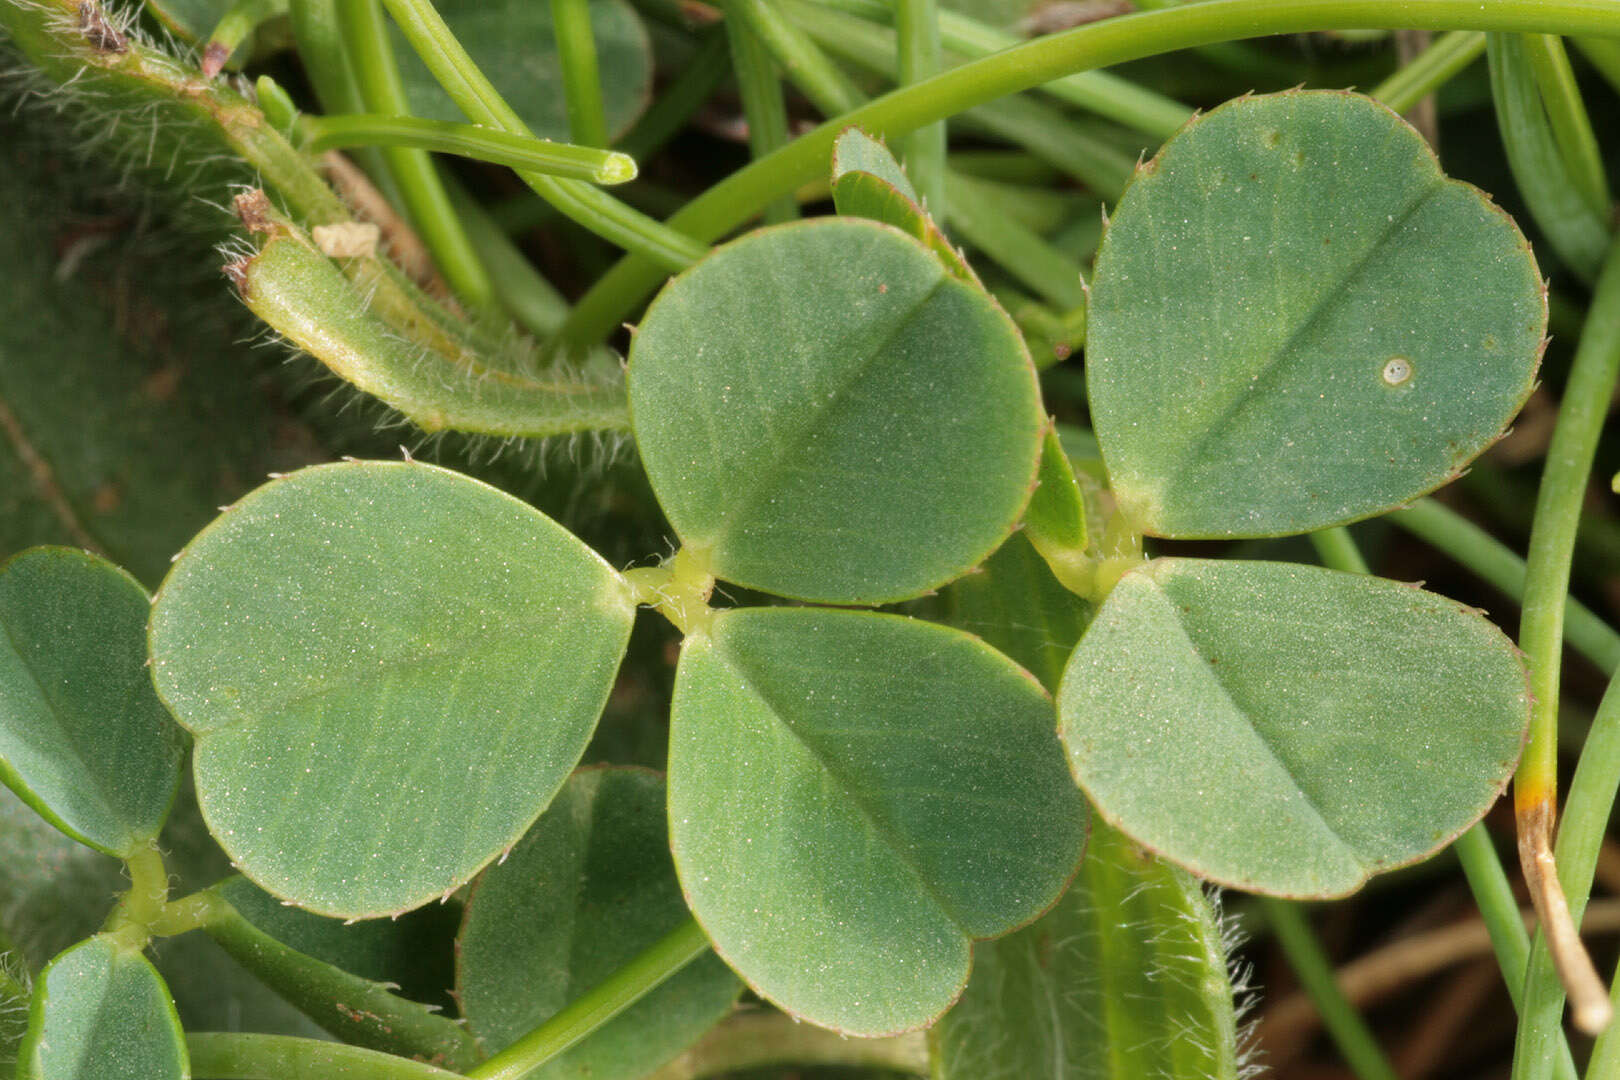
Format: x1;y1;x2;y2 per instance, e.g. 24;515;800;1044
3;0;1620;1078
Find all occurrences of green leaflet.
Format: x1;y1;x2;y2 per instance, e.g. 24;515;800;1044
629;218;1042;604
0;548;185;857
17;937;188;1080
149;461;636;917
669;606;1086;1036
831;128;975;281
391;0;652;143
1086;90;1545;538
457;769;741;1078
931;823;1240;1080
1058;558;1529;897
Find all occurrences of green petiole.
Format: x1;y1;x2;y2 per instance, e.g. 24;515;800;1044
305;114;638;183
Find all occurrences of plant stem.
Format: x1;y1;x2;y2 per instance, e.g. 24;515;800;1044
1387;500;1620;675
1488;33;1611;283
552;0;610;146
562;0;1620;349
1308;526;1371;575
1261;898;1399;1080
806;0;1193;139
894;0;947;222
1452;827;1582;1080
1369;29;1485;115
465;918;714;1080
306;114;637;182
1513;235;1620;1071
202;0;289;76
187;1033;465;1080
723;0;866;116
1544;670;1620;1075
1521;33;1611;220
102;841;169;945
203;882;481;1068
341;0;496;308
781;1;1136;197
380;0;709;274
288;0;368;113
725;16;800;224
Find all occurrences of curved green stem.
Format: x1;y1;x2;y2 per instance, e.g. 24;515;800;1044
553;0;610;145
202;0;289;76
379;0;709;273
561;0;1620;349
340;0;496;308
203;883;481;1068
1370;29;1485;114
1522;34;1611;220
895;0;946;220
782;0;1137;196
806;0;1192;139
1513;235;1620;1076
288;0;368;113
1386;500;1620;675
187;1034;465;1080
307;114;637;182
1261;898;1399;1080
464;918;713;1080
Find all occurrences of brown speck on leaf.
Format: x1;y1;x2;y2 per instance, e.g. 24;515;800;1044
78;2;128;53
201;41;230;78
233;189;276;235
878;283;888;294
